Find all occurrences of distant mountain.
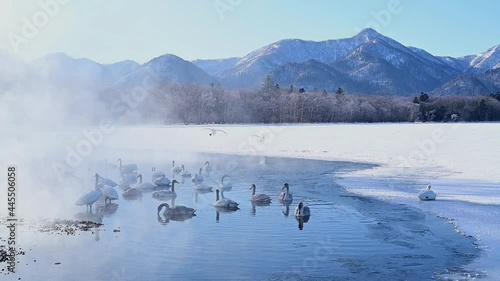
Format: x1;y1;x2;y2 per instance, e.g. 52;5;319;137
116;54;217;88
431;68;500;96
192;57;239;77
467;45;500;74
269;59;374;93
1;29;500;97
332;37;461;95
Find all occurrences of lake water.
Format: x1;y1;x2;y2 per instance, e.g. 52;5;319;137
1;154;481;281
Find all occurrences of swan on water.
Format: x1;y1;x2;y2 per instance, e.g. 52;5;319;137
117;158;137;174
418;185;437;201
151;167;166;181
152;180;179;199
179;165;192;177
100;185;119;204
122;186;142;198
75;174;103;212
213;189;239;209
202;128;227;136
194;176;213;191
98;176;118;187
157;203;196;218
192;168;204;183
171;160;182;173
279;183;293;202
202;161;212;177
220;174;233;190
249;184;271;203
136;174;157;189
294;202;310;217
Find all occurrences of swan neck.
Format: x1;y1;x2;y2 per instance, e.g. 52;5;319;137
118;159;122;169
138;175;142;184
252;186;256;196
94;176;99;190
216;191;219;201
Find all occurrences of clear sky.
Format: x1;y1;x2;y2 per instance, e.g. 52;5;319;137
0;0;499;64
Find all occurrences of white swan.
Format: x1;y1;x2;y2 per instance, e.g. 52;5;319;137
171;160;182;173
202;161;212;177
279;183;293;202
202;128;227;136
194;176;213;191
157;203;196;218
136;174;156;189
122;186;142;198
151;167;166;182
418;185;437;201
220;174;233;190
117;158;137;174
294;202;310;217
213;189;239;209
75;174;103;212
100;185;119;204
121;171;138;183
152;180;179;199
192;168;204;183
98;176;118;187
250;184;271;203
179;165;191;177
154;175;171;186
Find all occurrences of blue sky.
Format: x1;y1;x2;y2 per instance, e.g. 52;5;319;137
1;0;499;63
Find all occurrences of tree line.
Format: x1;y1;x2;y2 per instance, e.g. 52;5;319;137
106;76;500;124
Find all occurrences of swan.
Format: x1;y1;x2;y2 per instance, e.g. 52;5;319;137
294;202;310;217
100;185;119;204
97;176;118;187
251;133;269;143
202;161;212;177
202;128;227;136
122;186;142;198
220;174;233;190
179;165;191;177
151;167;166;181
250;184;271;203
194;176;213;191
157;203;196;218
418;185;437;201
213;189;239;209
117;158;137;174
75;174;103;212
154;175;171;186
121;171;138;183
192;168;204;183
152;180;179;199
136;174;157;189
279;183;293;202
171;160;182;173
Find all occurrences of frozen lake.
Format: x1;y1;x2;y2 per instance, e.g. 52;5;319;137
1;153;481;281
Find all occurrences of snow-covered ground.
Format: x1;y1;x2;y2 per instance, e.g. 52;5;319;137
1;122;498;279
102;122;500;279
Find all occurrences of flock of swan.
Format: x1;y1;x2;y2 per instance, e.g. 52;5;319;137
75;158;312;222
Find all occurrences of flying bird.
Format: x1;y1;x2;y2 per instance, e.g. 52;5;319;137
251;133;270;143
202;128;227;136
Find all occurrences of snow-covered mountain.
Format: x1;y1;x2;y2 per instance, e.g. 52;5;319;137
269;59;376;93
116;54;216;88
218;28;463;94
431;68;500;96
0;29;499;97
192;57;239;77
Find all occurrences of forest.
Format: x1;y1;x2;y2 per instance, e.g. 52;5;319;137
106;75;500;125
